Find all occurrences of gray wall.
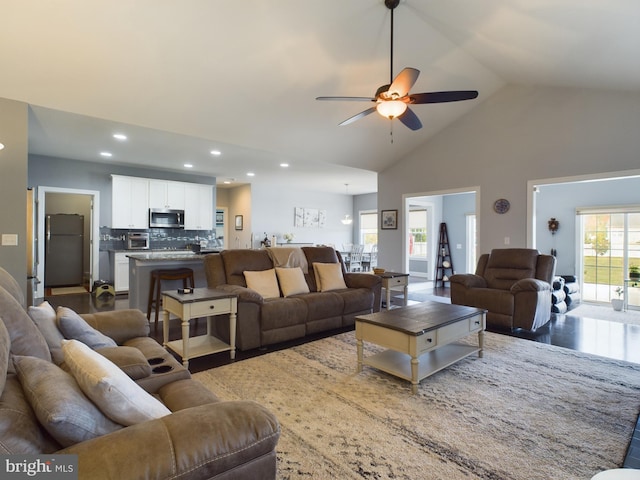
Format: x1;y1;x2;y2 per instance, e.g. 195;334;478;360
29;155;217;227
536;177;640;275
249;183;360;249
0;98;28;293
443;192;476;274
378;85;640;273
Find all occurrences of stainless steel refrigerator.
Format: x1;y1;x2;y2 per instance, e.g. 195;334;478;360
45;214;84;287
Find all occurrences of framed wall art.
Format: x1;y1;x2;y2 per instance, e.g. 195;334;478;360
235;215;243;231
381;210;398;230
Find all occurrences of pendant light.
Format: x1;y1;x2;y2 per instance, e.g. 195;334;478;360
341;184;353;225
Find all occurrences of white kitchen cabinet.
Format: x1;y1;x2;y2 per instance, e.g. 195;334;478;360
184;184;213;230
149;180;185;210
111;176;149;229
110;251;130;293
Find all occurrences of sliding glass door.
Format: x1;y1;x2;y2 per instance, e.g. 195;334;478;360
580;209;640;307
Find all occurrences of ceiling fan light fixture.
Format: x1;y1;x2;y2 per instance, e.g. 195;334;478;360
376;100;407;120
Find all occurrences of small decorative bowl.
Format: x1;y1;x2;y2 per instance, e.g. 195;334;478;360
373;268;385;274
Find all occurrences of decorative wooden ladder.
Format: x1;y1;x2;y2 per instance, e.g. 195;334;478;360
435;223;454;288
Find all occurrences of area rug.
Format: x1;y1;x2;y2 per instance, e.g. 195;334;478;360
49;286;87;295
194;332;640;480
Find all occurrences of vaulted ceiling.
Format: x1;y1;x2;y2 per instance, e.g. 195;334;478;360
2;1;639;194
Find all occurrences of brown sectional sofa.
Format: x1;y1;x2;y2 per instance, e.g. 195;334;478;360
0;266;280;479
203;246;382;351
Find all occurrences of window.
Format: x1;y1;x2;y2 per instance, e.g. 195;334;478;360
579;207;640;306
408;209;427;258
359;211;378;248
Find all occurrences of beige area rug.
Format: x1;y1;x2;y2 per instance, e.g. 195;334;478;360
49;286;87;295
194;332;640;480
569;302;640;326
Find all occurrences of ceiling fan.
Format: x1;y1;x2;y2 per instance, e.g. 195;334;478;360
316;0;478;131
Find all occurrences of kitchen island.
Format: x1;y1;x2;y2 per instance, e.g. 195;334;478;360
127;251;213;314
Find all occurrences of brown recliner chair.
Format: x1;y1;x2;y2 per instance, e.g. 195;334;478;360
450;248;556;331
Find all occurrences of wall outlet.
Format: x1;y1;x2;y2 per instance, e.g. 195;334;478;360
456;244;462;249
504;236;510;245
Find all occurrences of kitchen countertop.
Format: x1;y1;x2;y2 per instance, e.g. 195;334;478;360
126;251;203;262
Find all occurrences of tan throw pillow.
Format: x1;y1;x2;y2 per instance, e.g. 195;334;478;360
275;267;310;297
62;339;171;426
244;269;280;299
313;262;347;292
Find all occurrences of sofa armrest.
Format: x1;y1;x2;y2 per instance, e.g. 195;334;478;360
216;284;264;305
80;309;150;345
60;401;280;480
449;274;487;289
511;278;552;293
343;272;382;290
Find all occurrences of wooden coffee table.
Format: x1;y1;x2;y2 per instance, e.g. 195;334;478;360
356;301;486;393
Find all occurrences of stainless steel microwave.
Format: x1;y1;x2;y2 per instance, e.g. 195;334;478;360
149;208;184;229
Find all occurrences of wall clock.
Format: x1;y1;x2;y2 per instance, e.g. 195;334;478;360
493;198;510;214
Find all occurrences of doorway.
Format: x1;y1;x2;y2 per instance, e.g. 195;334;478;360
35;187;100;299
402;188;479;280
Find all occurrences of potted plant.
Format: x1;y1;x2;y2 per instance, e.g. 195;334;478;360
612;287;624;311
283;233;294;244
629;265;640;280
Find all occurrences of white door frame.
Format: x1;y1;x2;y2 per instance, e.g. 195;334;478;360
35;186;100;298
402;186;480;278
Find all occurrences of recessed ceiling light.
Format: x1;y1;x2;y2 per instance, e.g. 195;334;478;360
100;152;112;157
0;143;4;150
280;163;289;168
113;133;127;141
183;163;193;168
223;180;231;184
247;172;255;177
210;150;221;156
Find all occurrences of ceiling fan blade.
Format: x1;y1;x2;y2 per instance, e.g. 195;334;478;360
339;107;377;126
387;68;420;98
316;96;375;102
410;90;479;104
398;107;422;131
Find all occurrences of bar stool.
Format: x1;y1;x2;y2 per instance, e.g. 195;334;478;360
147;268;195;326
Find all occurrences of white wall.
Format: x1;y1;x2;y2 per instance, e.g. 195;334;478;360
250;183;355;249
378;85;640;272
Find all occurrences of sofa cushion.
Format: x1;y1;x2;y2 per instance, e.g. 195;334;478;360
13;355;123;447
0;287;51;363
28;301;65;365
313;263;348;292
275;267;310;297
0;375;61;454
260;298;308;331
244;269;280;299
62;339;171;426
94;346;152;380
336;288;375;315
57;307;117;349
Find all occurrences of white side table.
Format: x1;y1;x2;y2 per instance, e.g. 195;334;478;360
377;272;409;310
162;288;237;368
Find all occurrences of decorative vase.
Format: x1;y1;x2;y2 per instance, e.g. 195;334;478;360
611;298;624;311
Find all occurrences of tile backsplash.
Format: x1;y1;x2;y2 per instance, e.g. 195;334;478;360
99;227;224;251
